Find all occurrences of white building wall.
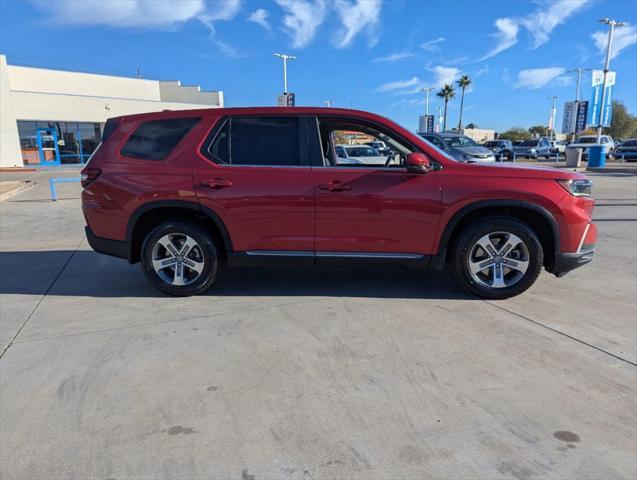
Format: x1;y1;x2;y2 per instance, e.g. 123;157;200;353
0;55;22;169
0;55;223;168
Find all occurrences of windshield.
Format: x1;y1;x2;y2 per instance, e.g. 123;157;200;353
346;146;378;157
484;141;499;147
575;137;598;144
443;135;478;147
520;140;538;147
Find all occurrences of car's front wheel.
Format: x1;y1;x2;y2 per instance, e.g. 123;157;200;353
141;221;219;296
452;218;543;299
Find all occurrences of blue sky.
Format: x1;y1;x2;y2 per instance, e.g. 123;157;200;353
1;0;636;132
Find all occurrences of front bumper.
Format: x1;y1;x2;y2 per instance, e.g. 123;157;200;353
552;249;595;277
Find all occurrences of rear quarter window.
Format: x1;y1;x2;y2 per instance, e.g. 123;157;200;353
120;117;200;161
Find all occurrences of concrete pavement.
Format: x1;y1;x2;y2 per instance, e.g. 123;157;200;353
1;169;635;479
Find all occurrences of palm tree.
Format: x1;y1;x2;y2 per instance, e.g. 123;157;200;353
456;75;472;131
437;84;456;131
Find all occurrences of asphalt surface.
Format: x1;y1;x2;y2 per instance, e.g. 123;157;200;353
1;168;636;479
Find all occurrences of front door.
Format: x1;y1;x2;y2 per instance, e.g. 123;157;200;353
36;128;60;166
193;115;315;255
311;117;444;257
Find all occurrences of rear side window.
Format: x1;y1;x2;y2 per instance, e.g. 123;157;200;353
101;118;119;143
231;117;300;166
121;117;199;160
203;116;303;166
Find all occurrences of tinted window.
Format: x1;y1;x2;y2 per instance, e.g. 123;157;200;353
208;119;229;163
230;117;300;166
121;118;199;160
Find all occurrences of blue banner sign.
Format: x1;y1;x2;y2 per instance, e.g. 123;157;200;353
575;101;588;133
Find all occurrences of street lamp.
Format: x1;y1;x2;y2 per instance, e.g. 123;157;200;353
421;87;435;116
566;67;592;101
273;53;296;94
548;96;558;141
595;18;626;143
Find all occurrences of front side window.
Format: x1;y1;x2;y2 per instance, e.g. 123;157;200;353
319;118;413;168
121;117;199;161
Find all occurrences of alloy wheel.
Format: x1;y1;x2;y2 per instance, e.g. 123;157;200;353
467;231;530;289
151;233;205;286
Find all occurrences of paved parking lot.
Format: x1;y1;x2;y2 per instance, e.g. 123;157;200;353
1;168;636;479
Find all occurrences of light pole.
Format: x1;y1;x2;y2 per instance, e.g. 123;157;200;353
596;18;626;143
421;87;435;116
548;96;558;141
566;67;592;101
323;100;334;107
273;53;296;94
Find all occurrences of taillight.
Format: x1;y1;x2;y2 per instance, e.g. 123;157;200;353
80;167;101;188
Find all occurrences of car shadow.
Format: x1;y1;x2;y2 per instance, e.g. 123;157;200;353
0;250;474;300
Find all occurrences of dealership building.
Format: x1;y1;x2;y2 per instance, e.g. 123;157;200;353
0;55;223;168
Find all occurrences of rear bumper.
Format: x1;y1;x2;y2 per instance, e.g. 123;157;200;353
85;225;129;260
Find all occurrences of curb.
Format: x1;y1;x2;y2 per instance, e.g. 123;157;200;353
0;181;36;201
586;167;637;174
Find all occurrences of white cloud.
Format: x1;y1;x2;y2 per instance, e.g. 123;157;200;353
34;0;208;28
276;0;327;49
373;52;416;63
429;65;460;88
376;77;420;93
520;0;589;48
248;8;271;31
32;0;241;55
515;67;566;89
421;37;445;52
480;0;590;60
333;0;382;48
475;66;489;76
591;25;637;60
479;17;519;60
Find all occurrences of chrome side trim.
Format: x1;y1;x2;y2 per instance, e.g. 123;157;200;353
246;250;314;257
245;251;424;259
577;223;591;253
316;252;424;259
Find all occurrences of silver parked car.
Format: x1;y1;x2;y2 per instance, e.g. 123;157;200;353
513;138;552;159
418;132;496;162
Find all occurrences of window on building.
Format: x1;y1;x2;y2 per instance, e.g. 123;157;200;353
121;117;200;161
17;120;104;165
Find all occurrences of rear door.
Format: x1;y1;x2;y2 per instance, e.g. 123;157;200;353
193;115;315;255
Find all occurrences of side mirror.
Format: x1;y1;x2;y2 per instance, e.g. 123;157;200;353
405;152;431;173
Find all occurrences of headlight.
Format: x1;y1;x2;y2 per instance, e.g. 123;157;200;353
557;179;592;197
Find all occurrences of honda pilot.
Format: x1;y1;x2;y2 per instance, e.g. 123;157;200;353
82;107;597;299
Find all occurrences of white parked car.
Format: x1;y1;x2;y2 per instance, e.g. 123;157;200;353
567;135;616;159
550;140;567;155
335;144;388;166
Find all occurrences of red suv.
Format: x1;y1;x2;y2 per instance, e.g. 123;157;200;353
82;107;596;299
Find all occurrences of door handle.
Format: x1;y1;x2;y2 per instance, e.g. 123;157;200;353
201;178;232;189
319;181;352;192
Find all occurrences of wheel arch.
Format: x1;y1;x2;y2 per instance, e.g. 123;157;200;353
431;200;560;271
126;200;233;264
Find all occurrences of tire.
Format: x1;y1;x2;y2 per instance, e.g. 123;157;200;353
141;221;219;296
452;217;543;299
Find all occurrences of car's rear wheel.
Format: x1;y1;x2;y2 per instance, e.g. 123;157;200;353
141;221;219;296
452;218;543;299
